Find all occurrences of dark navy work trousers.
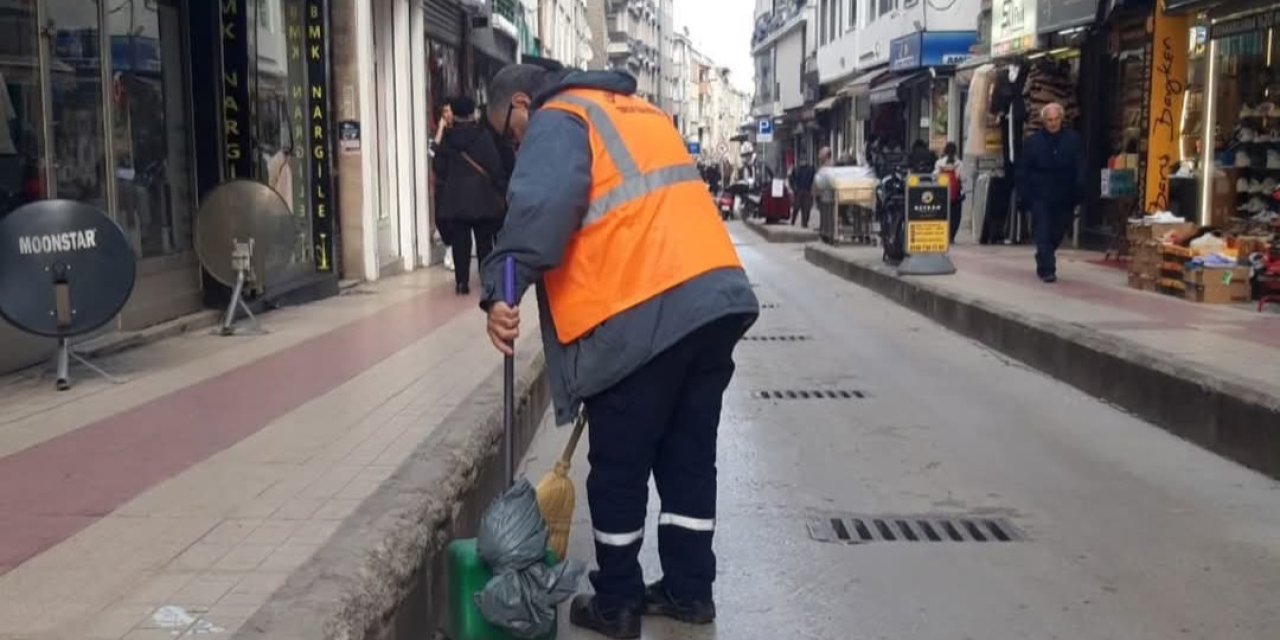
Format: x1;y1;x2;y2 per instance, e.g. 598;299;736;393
583;314;748;613
1032;200;1074;278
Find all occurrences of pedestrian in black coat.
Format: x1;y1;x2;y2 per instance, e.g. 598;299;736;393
433;96;509;294
1017;102;1084;283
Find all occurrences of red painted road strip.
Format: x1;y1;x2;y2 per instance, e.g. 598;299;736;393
0;283;474;574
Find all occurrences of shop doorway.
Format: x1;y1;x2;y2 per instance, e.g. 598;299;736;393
371;0;404;272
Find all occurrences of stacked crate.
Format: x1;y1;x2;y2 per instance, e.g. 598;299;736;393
1126;222;1197;292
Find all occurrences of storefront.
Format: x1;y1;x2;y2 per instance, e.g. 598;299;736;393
885;31;979;152
426;0;466;125
1118;0;1280;306
1;0;200;373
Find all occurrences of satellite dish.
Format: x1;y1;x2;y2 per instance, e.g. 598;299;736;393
0;199;136;390
195;180;294;335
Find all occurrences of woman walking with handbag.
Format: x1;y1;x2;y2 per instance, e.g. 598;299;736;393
433;96;509;294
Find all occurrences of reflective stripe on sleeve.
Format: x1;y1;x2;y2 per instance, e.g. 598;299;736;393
593;527;645;546
657;513;715;532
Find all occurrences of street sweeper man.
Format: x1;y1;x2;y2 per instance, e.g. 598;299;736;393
477;63;760;639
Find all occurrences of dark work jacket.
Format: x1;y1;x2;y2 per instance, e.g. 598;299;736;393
433;121;508;224
1017;128;1085;208
789;164;816;192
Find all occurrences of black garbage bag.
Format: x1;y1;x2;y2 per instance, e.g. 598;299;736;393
474;479;584;638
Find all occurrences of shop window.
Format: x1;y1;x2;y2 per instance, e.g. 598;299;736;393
0;4;44;217
47;0;108;210
429;40;462;124
1205;27;1279;224
109;0;196;259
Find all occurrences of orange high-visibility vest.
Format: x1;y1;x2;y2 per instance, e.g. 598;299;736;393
540;88;743;344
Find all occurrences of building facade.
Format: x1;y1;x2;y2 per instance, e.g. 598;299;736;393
751;0;813;173
0;0;531;376
811;0;981;162
540;0;595;68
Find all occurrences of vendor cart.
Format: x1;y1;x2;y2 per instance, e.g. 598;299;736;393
816;167;878;245
760;178;791;223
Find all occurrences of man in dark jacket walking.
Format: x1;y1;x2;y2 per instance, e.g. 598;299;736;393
1017;103;1084;283
479;64;758;639
788;159;817;227
433;96;508;294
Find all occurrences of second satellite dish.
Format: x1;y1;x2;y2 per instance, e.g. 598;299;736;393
0;200;137;390
195;180;295;335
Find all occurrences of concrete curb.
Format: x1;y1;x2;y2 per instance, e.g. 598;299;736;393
742;218;820;244
232;340;552;640
805;244;1280;480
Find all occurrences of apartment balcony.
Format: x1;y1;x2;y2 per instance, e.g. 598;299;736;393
750;0;807;51
492;0;517;21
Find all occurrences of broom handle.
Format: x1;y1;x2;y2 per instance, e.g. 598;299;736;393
559;413;587;465
503;256;517;487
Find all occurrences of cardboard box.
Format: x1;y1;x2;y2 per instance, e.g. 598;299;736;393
1127;221;1198;243
1128;273;1156;291
1183;267;1251;304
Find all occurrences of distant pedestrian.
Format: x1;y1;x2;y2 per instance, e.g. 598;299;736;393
1017;103;1083;283
908;139;936;173
788;158;816;227
433;96;508;295
934;142;963;242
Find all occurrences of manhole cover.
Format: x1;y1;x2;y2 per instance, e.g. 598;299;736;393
742;334;811;342
808;514;1025;544
753;389;866;400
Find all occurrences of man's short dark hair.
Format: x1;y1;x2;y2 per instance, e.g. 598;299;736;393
448;96;476;118
486;64;552;119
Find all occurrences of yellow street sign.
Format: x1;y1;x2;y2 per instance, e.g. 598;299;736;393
907;220;949;255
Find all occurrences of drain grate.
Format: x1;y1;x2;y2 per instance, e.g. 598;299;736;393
753;389;866;400
808;514;1025;544
761;303;780;309
742;334;811;342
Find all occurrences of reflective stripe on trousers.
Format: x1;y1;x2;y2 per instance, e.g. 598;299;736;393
658;512;716;532
593;527;644;547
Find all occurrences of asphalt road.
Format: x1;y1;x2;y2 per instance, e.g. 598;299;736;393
521;223;1280;640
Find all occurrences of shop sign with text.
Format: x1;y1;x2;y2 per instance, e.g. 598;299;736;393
1142;0;1190;214
992;0;1040;56
1038;0;1099;35
1209;9;1280;40
889;31;979;71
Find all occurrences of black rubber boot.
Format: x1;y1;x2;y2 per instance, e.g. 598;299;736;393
643;581;716;624
569;594;641;639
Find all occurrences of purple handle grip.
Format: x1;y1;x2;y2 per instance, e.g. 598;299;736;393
503;256;517;307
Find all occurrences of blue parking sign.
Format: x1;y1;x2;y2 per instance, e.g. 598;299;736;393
757;119;774;143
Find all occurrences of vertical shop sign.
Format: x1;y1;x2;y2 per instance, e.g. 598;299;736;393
306;0;336;273
221;0;252;181
286;0;311;267
1142;0;1190;214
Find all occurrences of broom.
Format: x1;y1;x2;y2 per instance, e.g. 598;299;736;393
535;411;587;560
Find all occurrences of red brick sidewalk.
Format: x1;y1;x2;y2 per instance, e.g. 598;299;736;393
0;269;524;639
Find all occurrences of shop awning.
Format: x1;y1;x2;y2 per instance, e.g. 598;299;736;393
813;95;844;111
868;71;930;106
837;68;889;97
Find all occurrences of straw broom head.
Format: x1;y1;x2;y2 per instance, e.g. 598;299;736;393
536;413;586;561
